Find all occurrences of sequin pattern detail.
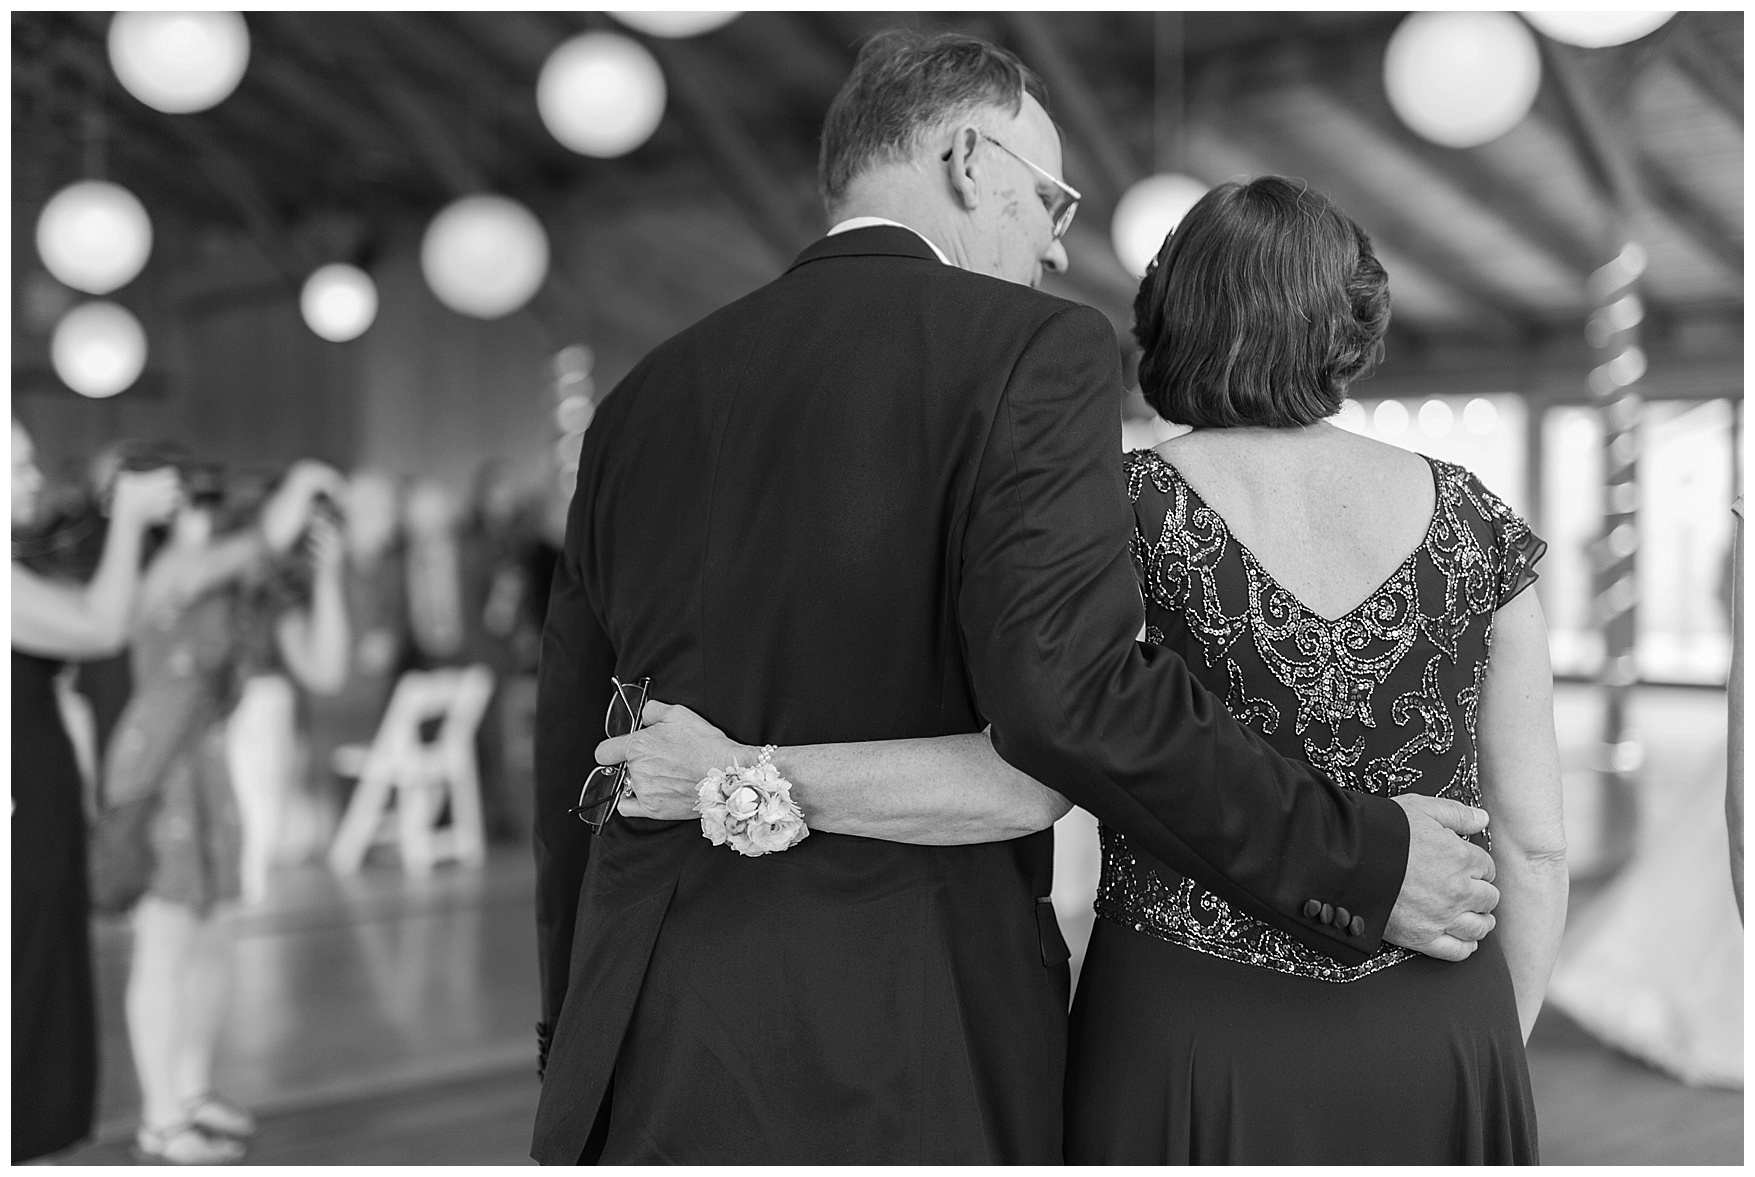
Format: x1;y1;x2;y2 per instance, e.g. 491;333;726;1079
1102;448;1544;983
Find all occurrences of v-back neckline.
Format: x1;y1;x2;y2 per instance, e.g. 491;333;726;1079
1148;448;1443;626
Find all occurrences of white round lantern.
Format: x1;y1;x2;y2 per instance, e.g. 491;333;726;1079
1111;173;1210;279
108;11;250;114
420;195;550;320
1384;12;1541;148
36;180;153;295
1522;11;1674;48
300;263;378;342
52;302;148;399
537;32;667;158
611;11;740;38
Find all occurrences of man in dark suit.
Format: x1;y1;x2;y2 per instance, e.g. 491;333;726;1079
532;30;1498;1164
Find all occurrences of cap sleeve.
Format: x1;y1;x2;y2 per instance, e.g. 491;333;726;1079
1464;472;1547;609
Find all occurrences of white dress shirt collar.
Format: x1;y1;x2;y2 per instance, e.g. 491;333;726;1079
826;217;951;266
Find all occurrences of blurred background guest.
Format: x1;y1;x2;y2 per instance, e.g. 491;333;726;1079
302;470;410;855
11;420;178;1164
460;459;542;840
1730;498;1743;921
107;460;347;1164
227;471;352;902
404;480;467;668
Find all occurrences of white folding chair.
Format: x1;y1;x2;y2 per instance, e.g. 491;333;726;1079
327;665;494;878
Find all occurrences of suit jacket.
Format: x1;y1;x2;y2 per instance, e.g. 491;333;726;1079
531;227;1410;1163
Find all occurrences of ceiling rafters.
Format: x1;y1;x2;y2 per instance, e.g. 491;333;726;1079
1632;155;1744;272
262;13;483;200
1005;12;1141;209
44;30;311;280
640;35;817;265
1666;17;1744;127
1256;37;1604;282
1535;35;1740;280
365;12;569;169
1214;112;1532;341
1192;50;1535;341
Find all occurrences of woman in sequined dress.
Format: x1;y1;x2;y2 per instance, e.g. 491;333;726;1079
593;178;1567;1163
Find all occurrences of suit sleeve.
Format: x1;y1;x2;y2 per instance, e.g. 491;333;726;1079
958;305;1410;965
533;482;617;1067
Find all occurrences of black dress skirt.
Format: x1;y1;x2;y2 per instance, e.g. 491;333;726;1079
1071;451;1551;1165
12;649;99;1163
1066;917;1537;1164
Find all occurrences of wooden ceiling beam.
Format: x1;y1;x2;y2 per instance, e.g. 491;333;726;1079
1252;38;1604;280
1004;12;1142;209
1534;37;1739;278
639;35;818;265
1632;153;1743;273
1665;16;1743;127
366;13;567;164
287;16;489;199
1212;112;1532;341
245;47;408;168
42;32;310;280
1531;38;1640;224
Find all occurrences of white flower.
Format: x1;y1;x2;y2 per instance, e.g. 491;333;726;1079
725;784;763;822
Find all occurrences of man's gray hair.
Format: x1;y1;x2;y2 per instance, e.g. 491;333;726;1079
817;30;1048;212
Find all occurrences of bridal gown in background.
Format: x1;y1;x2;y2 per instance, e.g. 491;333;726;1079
1065;449;1547;1164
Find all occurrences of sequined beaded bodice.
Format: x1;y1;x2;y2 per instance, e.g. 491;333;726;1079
1101;448;1545;983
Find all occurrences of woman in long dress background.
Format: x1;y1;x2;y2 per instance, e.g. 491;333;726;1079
11;420;178;1163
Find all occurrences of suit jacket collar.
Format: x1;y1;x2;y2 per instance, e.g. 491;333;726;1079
787;225;943;273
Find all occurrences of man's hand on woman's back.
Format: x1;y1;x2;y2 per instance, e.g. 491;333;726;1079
1385;794;1501;961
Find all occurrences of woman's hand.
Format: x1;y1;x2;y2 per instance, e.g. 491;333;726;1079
110;467;181;530
261;461;346;553
307;514;345;580
600;700;753;822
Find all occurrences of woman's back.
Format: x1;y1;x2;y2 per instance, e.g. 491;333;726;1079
1115;433;1542;981
1153;424;1437;622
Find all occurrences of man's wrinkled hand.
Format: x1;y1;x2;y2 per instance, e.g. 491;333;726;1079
1385;793;1500;962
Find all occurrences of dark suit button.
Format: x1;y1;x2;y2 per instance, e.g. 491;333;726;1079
1350;915;1366;937
1333;906;1351;930
1320;903;1334;925
1304;900;1322;919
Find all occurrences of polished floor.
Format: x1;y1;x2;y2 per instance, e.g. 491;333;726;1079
48;684;1743;1165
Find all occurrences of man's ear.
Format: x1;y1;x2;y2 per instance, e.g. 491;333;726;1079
945;124;981;212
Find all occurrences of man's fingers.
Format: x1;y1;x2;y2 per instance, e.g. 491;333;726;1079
1463;841;1497;884
1445;910;1497;942
1413;934;1480;963
1415;794;1491;838
596;734;630;767
1467;878;1501;915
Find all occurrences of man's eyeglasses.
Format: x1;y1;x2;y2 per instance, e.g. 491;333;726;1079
971;133;1081;239
571;675;652;834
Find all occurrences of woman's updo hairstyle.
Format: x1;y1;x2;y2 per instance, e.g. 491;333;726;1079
1132;175;1390;428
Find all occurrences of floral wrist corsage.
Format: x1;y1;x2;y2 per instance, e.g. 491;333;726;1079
695;745;810;857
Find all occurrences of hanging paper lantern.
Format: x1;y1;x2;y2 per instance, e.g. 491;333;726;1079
1110;173;1209;279
300;264;378;342
420;195;550;320
1521;11;1675;48
108;11;250;114
537;32;666;158
36;180;153;295
52;302;148;399
610;11;740;38
1384;12;1541;148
